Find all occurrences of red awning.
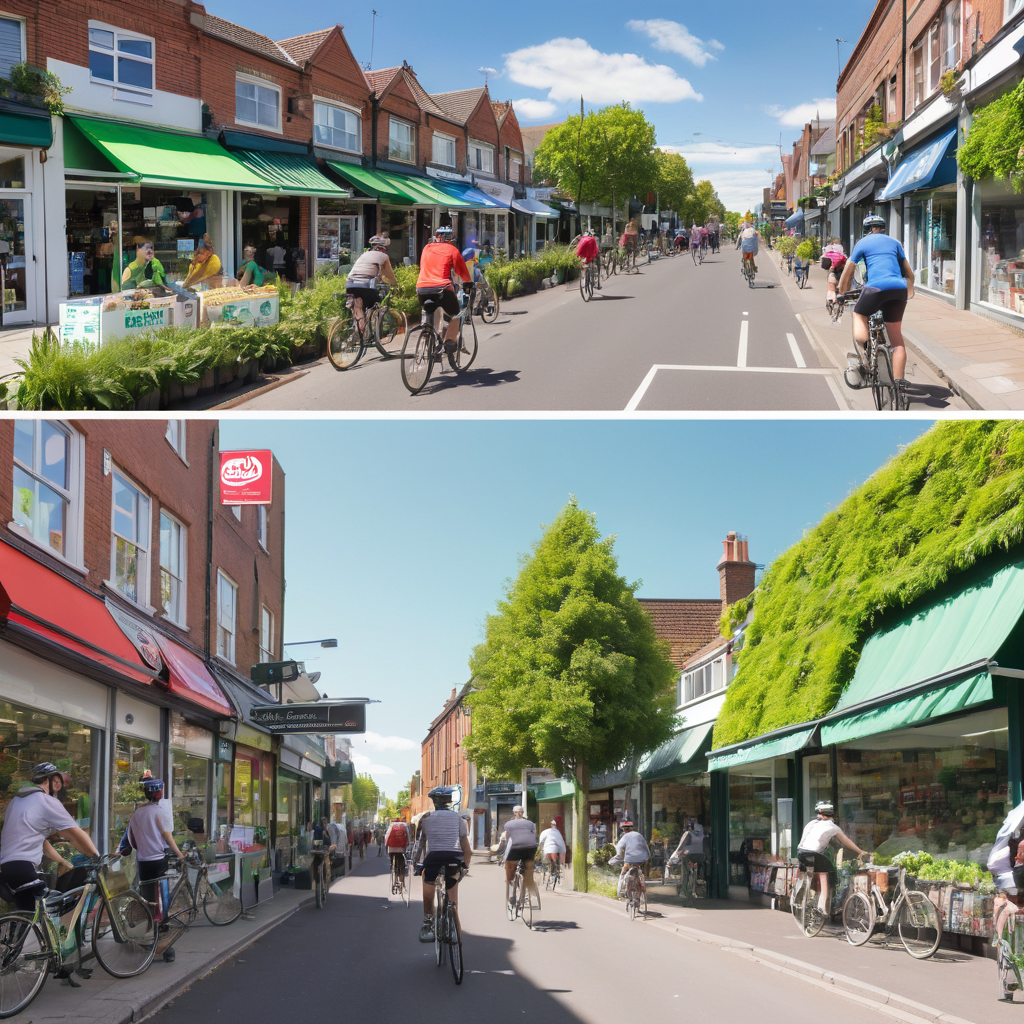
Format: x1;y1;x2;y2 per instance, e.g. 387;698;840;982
0;541;154;685
154;634;233;716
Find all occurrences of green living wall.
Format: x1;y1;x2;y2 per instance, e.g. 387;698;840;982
713;420;1024;748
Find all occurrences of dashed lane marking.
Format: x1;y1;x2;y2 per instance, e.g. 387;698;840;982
737;320;748;367
786;333;806;368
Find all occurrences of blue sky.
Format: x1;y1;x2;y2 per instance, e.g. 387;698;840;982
204;1;880;212
219;418;932;796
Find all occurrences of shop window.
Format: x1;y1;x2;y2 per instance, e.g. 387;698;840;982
912;40;925;108
929;22;942;92
432;132;456;167
942;2;961;69
165;420;185;461
217;570;237;663
907;188;956;295
159;511;186;625
88;23;154;94
469;140;494;174
314;102;360;152
509;156;522;182
0;156;23;190
389;118;416;163
111;734;159;851
257;505;267;550
236;76;280;132
110;469;150;606
172;749;210;840
260;605;274;663
12;420;80;561
978;177;1024;313
0;17;24;79
682;657;727;704
275;769;309;872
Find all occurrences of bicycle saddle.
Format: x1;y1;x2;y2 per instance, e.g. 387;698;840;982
421;298;440;317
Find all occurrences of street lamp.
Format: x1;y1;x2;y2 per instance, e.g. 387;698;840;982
283;638;338;648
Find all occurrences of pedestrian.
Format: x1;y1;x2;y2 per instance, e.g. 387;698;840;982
182;234;223;290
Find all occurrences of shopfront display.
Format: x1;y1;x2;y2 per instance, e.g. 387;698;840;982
316;198;363;269
58;292;198;343
907;186;957;295
240;194;301;283
232;746;271;856
170;712;213;840
110;734;160;850
0;188;28;316
648;775;710;870
275;768;309;873
977;177;1024;315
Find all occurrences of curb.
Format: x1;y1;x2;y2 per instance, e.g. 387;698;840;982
565;887;979;1024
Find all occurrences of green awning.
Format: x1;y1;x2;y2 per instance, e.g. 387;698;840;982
231;149;348;197
0;109;52;148
833;559;1024;714
820;672;993;746
326;162;419;204
533;779;575;802
708;727;815;771
66;116;273;190
641;722;714;781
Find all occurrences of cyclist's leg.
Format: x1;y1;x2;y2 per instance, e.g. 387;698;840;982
521;856;540;906
881;299;909;379
816;870;830;914
851;312;871;361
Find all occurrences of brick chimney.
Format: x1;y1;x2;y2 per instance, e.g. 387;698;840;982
718;532;756;606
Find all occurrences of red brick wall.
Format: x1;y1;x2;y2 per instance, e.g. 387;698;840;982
378;76;421;166
420;693;472;805
305;32;373;159
423;113;466;176
499;108;524;185
465;97;499;176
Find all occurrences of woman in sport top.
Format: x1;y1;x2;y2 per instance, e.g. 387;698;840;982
346;236;396;334
497;805;541;909
415;226;471;352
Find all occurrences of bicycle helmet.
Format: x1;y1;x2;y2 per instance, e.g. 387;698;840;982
862;213;886;231
141;771;164;799
428;785;456;808
621;820;635;830
814;800;835;817
368;235;389;250
30;762;71;794
433;226;455;241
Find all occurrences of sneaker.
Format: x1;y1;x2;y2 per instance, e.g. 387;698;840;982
418;920;434;943
162;947;176;963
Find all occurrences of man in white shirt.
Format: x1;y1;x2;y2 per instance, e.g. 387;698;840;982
797;801;866;914
610;820;650;897
538;819;566;874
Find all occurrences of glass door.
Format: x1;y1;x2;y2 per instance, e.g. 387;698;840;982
0;193;30;323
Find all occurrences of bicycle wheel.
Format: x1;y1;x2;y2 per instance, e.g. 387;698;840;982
403;860;412;907
691;244;699;266
92;891;157;978
522;886;533;930
871;345;896;411
434;890;445;967
0;914;49;1018
609;252;619;276
201;879;243;926
373;307;406;359
326;318;364;371
506;877;519;922
895;379;910;411
448;318;477;373
897;891;941;959
801;879;826;938
400;324;434;395
479;284;500;324
161;877;195;950
638;883;648;919
842;891;875;945
447;904;463;985
998;940;1021;1001
315;860;325;909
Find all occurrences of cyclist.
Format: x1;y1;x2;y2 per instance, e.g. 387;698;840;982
538;819;566;876
822;238;847;307
610;820;650;897
796;800;866;916
415;226;472;357
345;235;396;336
416;786;471;943
576;230;601;290
0;763;100;912
385;817;411;886
836;213;916;385
497;805;541;911
736;220;759;275
668;821;706;890
706;217;721;254
621;218;639;258
989;800;1024;1000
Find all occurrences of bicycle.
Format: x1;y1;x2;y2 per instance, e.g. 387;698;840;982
791;855;853;937
0;854;156;1017
794;258;809;289
390;850;411;907
326;285;407;371
157;842;243;954
620;246;639;275
602;249;619;278
691;238;701;266
580;259;599;302
675;856;701;907
995;894;1024;1002
842;864;942;959
400;286;478;395
622;864;647;920
837;290;909;411
432;861;468;986
310;841;332;910
506;859;534;929
541;856;561;892
741;255;757;289
473;273;500;324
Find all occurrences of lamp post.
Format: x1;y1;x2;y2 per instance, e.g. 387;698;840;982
282;639;338;648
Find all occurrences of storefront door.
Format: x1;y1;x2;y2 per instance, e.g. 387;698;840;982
0;191;31;323
315;213;359;269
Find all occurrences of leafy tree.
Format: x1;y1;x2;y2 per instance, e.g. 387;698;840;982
534;112;608;207
597;103;659;225
958;77;1024;190
350;773;379;818
464;499;677;892
655;150;695;216
682;179;726;226
724;211;742;236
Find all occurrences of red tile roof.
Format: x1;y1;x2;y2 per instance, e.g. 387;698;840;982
365;66;402;95
637;598;723;670
430;87;488;125
681;633;730;671
277;29;333;64
204;14;296;64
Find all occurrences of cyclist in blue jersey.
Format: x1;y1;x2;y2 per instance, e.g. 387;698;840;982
838;214;916;384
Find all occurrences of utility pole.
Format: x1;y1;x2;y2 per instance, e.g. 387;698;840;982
836;38;847;78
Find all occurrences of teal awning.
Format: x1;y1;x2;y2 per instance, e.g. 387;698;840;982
708;727;814;771
533;779;575;802
641;722;714;781
0;109;52;148
231;149;348;197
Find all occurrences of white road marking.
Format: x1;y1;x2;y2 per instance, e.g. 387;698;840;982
737;321;748;367
786;333;806;368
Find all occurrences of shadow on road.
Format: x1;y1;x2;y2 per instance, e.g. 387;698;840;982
595;295;633;301
419;366;521;394
905;382;957;409
531;919;581;933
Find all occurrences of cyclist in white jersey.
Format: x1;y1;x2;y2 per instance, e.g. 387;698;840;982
416;786;471;943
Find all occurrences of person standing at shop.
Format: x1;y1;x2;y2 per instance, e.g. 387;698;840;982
175;192;207;238
121;238;167;290
237;246;275;287
181;235;223;291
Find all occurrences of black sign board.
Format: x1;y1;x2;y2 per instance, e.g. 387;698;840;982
248;702;366;734
250;661;300;686
323;760;355;784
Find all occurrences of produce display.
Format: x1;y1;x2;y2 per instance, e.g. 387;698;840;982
200;284;278;306
102;289;154;311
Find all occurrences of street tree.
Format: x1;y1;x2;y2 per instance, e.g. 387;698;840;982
597;103;659;228
533;112;607;209
351;773;379;818
683;179;726;227
655;150;695;217
724;211;742;236
464;499;677;892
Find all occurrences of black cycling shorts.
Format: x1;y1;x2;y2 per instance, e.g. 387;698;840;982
798;851;835;876
416;287;460;318
505;846;535;863
421;851;464;884
0;861;45;911
345;285;379;309
854;285;908;323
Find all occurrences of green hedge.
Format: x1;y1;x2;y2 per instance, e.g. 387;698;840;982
484;244;582;299
714;421;1024;747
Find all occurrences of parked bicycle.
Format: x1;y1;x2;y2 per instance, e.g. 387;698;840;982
506;858;534;929
791;854;852;937
620;247;639;275
326;284;407;371
622;864;647;920
310;841;332;910
400;286;478;395
837;289;909;410
158;841;243;954
794;258;809;289
0;854;156;1017
842;864;942;959
432;861;467;985
602;249;619;278
995;893;1024;1002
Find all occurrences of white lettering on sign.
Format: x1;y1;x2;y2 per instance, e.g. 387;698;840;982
221;455;264;488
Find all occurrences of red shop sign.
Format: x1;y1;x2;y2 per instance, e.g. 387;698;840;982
220;450;272;505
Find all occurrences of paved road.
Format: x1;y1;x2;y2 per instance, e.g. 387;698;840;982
240;246;961;412
152;856;894;1024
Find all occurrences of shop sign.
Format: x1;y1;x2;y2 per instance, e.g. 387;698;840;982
248;701;366;734
426;166;470;182
234;723;273;751
485;781;521;795
217;738;233;762
220;450;272;505
124;308;168;331
104;598;164;673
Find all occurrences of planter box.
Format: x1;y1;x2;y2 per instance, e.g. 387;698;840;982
183;381;199;400
199;369;216;395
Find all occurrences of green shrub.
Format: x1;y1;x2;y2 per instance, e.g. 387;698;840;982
775;235;799;259
796;238;821;262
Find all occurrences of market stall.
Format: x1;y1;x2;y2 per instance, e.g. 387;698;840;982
59;290;197;342
198;284;280;328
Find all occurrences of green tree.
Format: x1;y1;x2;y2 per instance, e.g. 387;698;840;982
655;150;695;216
351;773;379;818
533;112;608;207
464;499;677;892
597;103;659;226
682;179;726;226
724;211;742;237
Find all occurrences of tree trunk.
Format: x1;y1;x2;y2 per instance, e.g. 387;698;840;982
611;186;616;237
573;762;591;893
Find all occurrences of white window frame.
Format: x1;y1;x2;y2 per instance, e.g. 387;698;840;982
109;466;152;610
680;655;729;706
257;504;267;550
235;73;282;134
87;20;155;98
313;98;361;153
165;419;186;462
508;153;522;183
216;570;237;665
159;509;187;626
432;131;456;168
0;14;26;80
10;420;85;569
388;117;416;164
260;605;275;664
468;139;494;175
942;2;961;69
1007;0;1024;25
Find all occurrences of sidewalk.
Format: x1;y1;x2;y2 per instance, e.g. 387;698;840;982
0;324;46;380
774;252;1024;410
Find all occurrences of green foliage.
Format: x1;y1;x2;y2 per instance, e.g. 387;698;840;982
724;212;743;237
941;69;959;97
350;773;380;817
534;112;608;205
484;245;581;300
958;78;1024;190
0;63;70;115
682;180;726;228
714;421;1024;747
796;238;821;261
589;843;618;866
862;103;887;149
877;850;992;885
655;150;695;213
775;235;799;259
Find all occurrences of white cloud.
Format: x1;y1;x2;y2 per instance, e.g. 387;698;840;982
503;38;702;105
512;97;558;121
351;752;397;776
360;731;418;752
768;98;837;127
627;19;723;67
661;142;778;166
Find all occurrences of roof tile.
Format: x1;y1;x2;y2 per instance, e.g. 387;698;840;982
638;598;723;671
365;66;402;95
277;28;332;64
204;14;297;64
430;87;487;125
